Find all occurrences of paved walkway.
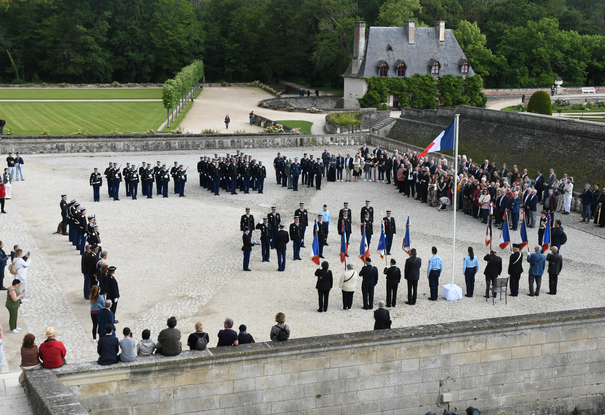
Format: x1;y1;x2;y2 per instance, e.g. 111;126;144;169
0;372;31;415
486;93;605;110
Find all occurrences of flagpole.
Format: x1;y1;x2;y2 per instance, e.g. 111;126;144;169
451;113;460;286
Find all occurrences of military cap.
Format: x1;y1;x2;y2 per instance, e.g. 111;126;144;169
318;214;323;218
87;215;94;219
263;217;268;220
271;206;276;209
299;202;305;205
323;204;327;207
108;266;116;272
366;258;372;263
69;199;76;204
344;202;349;205
541;210;548;214
74;202;80;207
386;210;391;213
162;164;166;167
90;244;98;249
294;157;298;160
245;207;250;211
513;243;520;248
243;226;250;230
366;200;371;203
294;216;299;220
390;259;396;264
147;163;151;165
80;207;86;211
61;194;67;197
279;222;285;227
126;163;130;165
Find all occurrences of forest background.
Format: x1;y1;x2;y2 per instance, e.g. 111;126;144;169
0;0;603;89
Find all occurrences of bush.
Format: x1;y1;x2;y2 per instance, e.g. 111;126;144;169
201;128;221;134
328;112;363;132
527;91;552;115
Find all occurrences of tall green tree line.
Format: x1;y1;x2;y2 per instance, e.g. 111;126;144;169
0;0;604;87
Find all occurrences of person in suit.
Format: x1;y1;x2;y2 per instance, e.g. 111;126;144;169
404;248;421;305
527;245;546;296
510;191;521;231
525;189;539;228
344;153;353;182
534;170;545;202
508;244;524;296
374;301;391;330
97;324;120;365
545;168;557;195
483;249;502;298
359;258;378;310
289;217;303;260
384;258;401;307
543;188;557;224
383;211;396;255
59;195;69;235
274;223;289;272
580;183;594;223
314;261;333;312
546;246;563;295
291;158;301;191
242;227;253;271
335;153;344;181
590;184;600;222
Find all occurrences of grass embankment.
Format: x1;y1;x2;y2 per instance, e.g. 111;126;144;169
0;88;162;100
275;120;313;134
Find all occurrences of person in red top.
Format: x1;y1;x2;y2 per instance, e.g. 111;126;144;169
38;327;67;369
0;181;5;213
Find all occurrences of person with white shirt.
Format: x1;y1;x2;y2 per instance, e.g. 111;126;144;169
13;249;31;302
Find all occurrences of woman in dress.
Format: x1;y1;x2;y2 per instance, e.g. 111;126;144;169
428;174;438;207
13;249;30;301
5;279;23;333
353;155;361;181
19;333;41;384
563;177;574;214
90;285;105;342
327;155;336;182
437;174;446;199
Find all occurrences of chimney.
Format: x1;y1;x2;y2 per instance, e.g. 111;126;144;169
435;21;445;42
351;21;366;76
405;21;415;45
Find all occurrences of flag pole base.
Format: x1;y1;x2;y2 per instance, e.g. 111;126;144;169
442;283;463;301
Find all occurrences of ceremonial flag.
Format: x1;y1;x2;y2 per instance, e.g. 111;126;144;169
485;213;492;247
402;216;411;256
310;220;320;265
377;220;387;259
499;210;510;250
417;120;455;158
359;223;370;262
519;216;528;250
542;213;551;253
340;220;347;263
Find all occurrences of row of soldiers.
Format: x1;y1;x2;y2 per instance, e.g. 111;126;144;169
59;195;102;255
90;162;188;201
197;154;267;195
272;152;324;191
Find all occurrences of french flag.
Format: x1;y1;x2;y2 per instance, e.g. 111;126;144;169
417;120;455;158
310;221;320;265
499;210;510;250
542;213;551;253
359;223;370;262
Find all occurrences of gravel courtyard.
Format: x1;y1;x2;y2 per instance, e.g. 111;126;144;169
0;147;603;372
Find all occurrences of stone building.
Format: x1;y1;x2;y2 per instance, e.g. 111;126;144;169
343;21;474;109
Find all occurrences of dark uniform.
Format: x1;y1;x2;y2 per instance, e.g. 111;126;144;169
158;167;170;198
337;213;352;250
294;205;308;247
143;165;154;198
360;261;379;309
89;170;102;202
240;211;255;238
289;219;303;260
123;165;131;196
153;162;162;195
103;163;113;197
384;262;402;307
129;167;139;199
267;209;280;249
362;216;373;247
508;247;524;296
255;219;272;262
361;203;374;223
383;214;396;255
170;163;179;193
60;197;69;235
111;166;122;201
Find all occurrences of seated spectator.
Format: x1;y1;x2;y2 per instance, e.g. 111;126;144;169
97;325;120;365
137;329;156;356
38;327;67;369
237;324;255;344
270;312;290;341
155;316;181;356
19;333;42;384
119;327;136;362
97;300;115;338
374;301;392;330
187;321;209;351
217;318;239;347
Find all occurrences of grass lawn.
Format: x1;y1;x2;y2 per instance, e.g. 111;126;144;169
276;120;313;134
566;117;605;123
0;101;166;135
0;88;162;100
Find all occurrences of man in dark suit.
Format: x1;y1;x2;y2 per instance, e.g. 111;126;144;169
404;248;421;305
374;301;391;330
543;188;557;224
360;258;378;310
383;211;396;255
546;246;563;295
508;244;524;296
316;215;328;259
242;227;253;271
384;258;401;307
289;217;303;260
274;223;290;272
483;249;502;298
535;170;545;202
591;184;600;222
497;191;509;229
335;153;344;182
294;203;308;247
97;324;120;365
526;189;538;228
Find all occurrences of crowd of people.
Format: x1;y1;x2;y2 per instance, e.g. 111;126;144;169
1;152;25;212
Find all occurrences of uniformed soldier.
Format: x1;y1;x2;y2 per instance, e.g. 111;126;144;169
301;153;308;184
291;158;301;191
170;162;179;193
228;159;238;195
86;215;96;237
240;208;255;239
60;195;69;235
338;202;352;225
103;162;113;197
159;165;170;198
154;161;162;195
89;168;102;202
242;161;252;194
338;209;352;253
197;156;205;187
87;224;101;249
255;217;272;262
314;158;323;190
257;161;266;194
281;155;288;188
77;207;88;255
307;156;315;188
384;210;396;255
138;162;147;196
210;160;220;195
68;201;78;244
317;214;328;259
362;211;374;248
143;163;154;198
176;165;187;197
294;202;308;247
129;165;139;200
123;163;131;197
111;163;122;201
289;216;303;260
273;152;282;184
361;200;374;223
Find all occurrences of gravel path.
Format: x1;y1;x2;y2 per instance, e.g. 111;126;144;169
0;147;602;370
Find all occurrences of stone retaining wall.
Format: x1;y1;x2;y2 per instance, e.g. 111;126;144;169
25;307;605;415
260;96;344;110
324;109;392;133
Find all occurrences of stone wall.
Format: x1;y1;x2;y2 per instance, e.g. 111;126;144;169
324;109;392;133
260;96;344;110
25;307;605;415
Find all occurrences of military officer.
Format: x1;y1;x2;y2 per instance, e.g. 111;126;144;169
257;161;266;194
314;158;323;190
289;216;303;260
240;208;255;238
176;165;187;197
138;162;147;196
68;201;78;244
159;165;170;198
197;156;204;187
60;195;69;235
361;200;374;223
338;209;352;253
103;162;113;197
291;157;301;191
316;214;328;259
256;217;272;262
154;161;162;195
143;163;154;198
111;163;121;201
294;202;308;247
129;165;139;200
89;168;102;202
362;211;374;248
170;162;179;193
122;163;131;197
267;207;280;249
384;211;396;255
87;224;101;248
77;207;88;255
338;202;352;225
242;161;252;194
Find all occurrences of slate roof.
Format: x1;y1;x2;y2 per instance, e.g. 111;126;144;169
343;26;474;79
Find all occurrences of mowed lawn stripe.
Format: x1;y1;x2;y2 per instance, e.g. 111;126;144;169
0;88;163;100
0;102;166;135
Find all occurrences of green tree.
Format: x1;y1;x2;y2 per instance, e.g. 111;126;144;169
377;0;423;26
453;20;499;77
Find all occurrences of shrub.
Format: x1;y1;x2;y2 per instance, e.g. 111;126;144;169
71;128;90;135
262;123;286;133
3;129;14;135
106;129;123;135
234;129;248;134
201;128;221;134
41;127;50;135
144;129;156;134
527;91;552;115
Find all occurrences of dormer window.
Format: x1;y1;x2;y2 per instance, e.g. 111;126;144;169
461;61;469;75
431;61;440;77
397;63;406;77
379;62;389;77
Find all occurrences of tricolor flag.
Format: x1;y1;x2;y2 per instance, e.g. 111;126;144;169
402;216;411;256
340;220;347;263
417;120;455;158
519;215;528;251
485;212;492;247
499;210;510;250
359;223;370;262
377;220;387;259
542;213;551;253
310;220;320;265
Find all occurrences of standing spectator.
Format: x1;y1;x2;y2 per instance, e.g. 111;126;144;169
237;324;255;344
137;329;156;356
527;246;546;297
546;246;563;295
314;261;333;312
187;321;209;350
0;181;5;214
14;153;24;181
97;300;115;338
510;191;521;231
538;211;548;245
97;325;120;365
427;247;443;301
2;168;10;199
563;177;574;214
551;219;565;251
249;111;254;126
270;312;290;341
404;248;421;305
339;264;357;311
119;327;136;362
590;183;601;222
526;189;538;228
155;316;181;356
373;301;391;330
359;258;378;310
483;249;502;298
217;318;239;347
0;118;5;135
580;184;594;223
90;285;105;342
106;266;120;322
38;327;67;369
508;244;524;297
81;244;92;299
19;333;41;384
224;114;230;129
463;247;479;298
13;249;31;302
384;258;401;307
543;189;557;224
6;153;15;180
0;241;7;290
5;279;23;333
